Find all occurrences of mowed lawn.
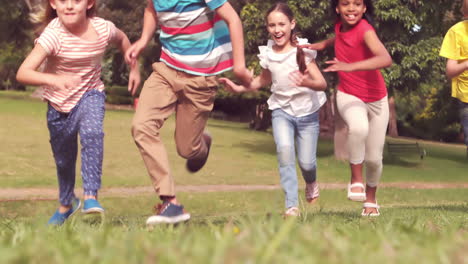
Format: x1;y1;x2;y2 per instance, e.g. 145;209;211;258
0;91;467;264
0;91;467;189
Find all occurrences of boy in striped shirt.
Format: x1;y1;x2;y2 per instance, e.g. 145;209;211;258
126;0;252;225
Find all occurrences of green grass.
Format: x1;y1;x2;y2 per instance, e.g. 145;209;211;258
0;91;467;263
1;189;467;264
0;91;467;188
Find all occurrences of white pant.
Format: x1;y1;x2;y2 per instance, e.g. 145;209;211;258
336;91;389;187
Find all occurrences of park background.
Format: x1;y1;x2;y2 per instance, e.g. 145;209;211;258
0;0;467;263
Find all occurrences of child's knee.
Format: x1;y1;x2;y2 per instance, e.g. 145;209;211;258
348;125;368;140
277;145;295;166
176;145;198;159
299;161;316;174
131;120;161;143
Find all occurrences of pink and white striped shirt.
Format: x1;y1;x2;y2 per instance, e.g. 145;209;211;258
36;17;117;113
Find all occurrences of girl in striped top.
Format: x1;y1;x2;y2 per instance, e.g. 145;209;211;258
16;0;140;225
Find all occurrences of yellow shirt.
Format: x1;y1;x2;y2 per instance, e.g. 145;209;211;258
440;21;468;103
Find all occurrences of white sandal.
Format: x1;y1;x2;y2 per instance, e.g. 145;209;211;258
284;207;300;217
361;202;380;217
347;182;366;202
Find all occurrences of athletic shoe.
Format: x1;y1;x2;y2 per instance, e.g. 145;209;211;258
82;199;105;214
47;197;81;226
186;132;212;173
146;202;191;225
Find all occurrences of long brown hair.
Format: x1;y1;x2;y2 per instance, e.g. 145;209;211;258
266;2;307;73
31;0;97;34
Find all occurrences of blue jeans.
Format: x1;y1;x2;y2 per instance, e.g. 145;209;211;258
459;100;468;147
47;90;106;206
271;109;320;209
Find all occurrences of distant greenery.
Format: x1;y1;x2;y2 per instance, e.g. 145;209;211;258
2;0;465;140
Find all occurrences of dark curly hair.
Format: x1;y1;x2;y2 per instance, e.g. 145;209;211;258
330;0;375;25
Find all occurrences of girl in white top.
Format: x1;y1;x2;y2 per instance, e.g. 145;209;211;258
220;2;327;217
16;0;140;225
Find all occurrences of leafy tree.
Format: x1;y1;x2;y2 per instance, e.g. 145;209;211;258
99;0;152;87
236;0;463;140
0;1;33;90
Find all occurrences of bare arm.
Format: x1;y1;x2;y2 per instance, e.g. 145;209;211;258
16;44;81;90
124;0;158;65
112;28;141;95
325;30;392;72
299;37;335;51
215;2;252;86
446;59;468;79
219;69;272;93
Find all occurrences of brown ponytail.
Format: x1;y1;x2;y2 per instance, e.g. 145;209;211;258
292;33;307;74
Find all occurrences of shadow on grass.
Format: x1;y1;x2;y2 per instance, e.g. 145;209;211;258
422;146;468;164
207;122;252;132
388;204;468;213
383;155;424;168
229;138;335;158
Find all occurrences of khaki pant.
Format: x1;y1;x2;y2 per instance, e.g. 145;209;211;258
336;91;389;187
132;62;218;196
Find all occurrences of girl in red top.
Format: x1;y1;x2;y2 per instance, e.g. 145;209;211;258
302;0;392;216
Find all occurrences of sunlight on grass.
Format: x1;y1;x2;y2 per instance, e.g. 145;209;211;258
0;189;466;264
1;91;467;188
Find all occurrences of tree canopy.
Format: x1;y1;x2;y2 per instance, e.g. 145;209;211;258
2;0;466;141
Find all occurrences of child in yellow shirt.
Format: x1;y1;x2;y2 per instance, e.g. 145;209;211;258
440;0;468;155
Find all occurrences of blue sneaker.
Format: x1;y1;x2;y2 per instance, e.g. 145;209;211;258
82;199;105;214
146;202;190;225
48;197;81;226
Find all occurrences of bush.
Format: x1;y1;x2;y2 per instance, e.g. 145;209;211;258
106;85;133;105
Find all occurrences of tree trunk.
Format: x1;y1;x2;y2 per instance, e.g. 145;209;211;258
250;102;271;131
388;96;399;137
319;97;334;139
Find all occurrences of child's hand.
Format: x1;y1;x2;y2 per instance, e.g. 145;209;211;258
52;75;81;91
289;69;309;87
125;39;146;67
298;42;326;51
233;67;253;87
128;66;141;96
324;58;354;72
218;78;248;93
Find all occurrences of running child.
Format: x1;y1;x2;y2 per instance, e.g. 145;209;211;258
220;2;327;217
301;0;392;216
125;0;252;225
440;0;468;157
16;0;140;225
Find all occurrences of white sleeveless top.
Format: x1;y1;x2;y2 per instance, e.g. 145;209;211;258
258;38;326;117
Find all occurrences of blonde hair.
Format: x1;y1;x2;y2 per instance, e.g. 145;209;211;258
30;0;97;34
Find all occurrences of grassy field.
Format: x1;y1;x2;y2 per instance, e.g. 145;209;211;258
0;92;467;189
0;91;467;263
0;189;467;264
